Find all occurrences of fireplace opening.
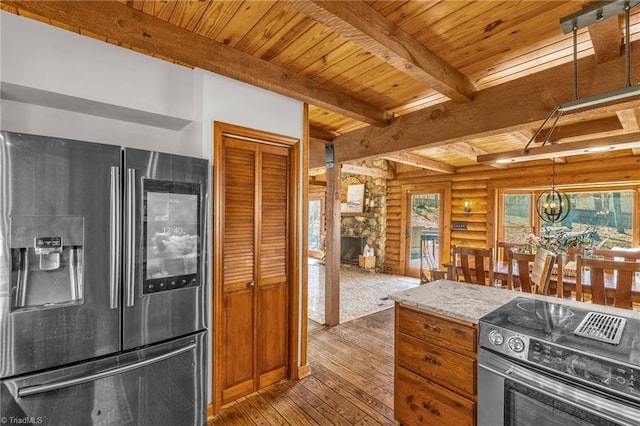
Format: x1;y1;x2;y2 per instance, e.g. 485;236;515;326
341;236;366;264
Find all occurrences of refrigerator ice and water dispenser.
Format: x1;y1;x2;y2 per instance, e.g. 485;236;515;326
10;215;84;310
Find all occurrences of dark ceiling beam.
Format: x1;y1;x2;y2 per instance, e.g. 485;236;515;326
287;0;475;103
582;0;623;64
309;138;327;169
332;42;640;163
6;0;393;127
616;108;640;155
309;125;337;142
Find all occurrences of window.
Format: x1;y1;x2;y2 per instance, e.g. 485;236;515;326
502;193;533;243
556;190;634;248
498;188;638;248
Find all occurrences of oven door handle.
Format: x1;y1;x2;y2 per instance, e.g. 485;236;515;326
479;363;639;426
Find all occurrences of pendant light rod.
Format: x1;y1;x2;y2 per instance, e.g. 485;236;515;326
557;85;640;112
523;1;640;154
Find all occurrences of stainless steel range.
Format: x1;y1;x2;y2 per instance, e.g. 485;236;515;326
479;297;640;426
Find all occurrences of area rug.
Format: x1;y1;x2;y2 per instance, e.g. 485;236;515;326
308;261;419;324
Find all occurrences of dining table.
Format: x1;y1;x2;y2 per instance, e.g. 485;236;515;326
444;259;640;303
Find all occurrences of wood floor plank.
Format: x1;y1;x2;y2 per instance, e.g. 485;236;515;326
307;338;394;394
275;381;350;426
309;363;395;424
299;375;368;424
213;401;256;425
209;309;396;425
354;415;387;426
245;392;290;425
236;396;272;425
258;384;320;425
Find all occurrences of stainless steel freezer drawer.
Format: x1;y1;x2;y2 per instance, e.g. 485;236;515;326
1;331;207;426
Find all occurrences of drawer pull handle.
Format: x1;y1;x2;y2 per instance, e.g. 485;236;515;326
422;355;442;366
422;402;441;416
423;323;442;333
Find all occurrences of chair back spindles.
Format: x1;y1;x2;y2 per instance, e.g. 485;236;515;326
508;248;556;295
453;246;494;286
591;248;640;262
496;241;523;262
576;254;640;309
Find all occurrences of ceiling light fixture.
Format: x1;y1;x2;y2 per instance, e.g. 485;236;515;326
536;158;571;224
477;133;640;164
524;1;639;153
584;146;615;153
467;1;638;169
478;1;640;166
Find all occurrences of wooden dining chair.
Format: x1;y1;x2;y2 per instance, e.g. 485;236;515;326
575;254;640;309
507;250;533;291
452;246;494;286
507;248;556;294
496;241;523;262
420;237;446;283
591;248;640;262
496;241;523;287
554;248;583;298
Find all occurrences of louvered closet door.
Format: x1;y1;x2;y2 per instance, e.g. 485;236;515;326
257;145;289;389
220;137;289;404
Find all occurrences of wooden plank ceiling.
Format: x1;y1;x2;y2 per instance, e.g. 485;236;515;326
3;0;640;171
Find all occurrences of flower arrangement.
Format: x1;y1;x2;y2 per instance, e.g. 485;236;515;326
522;226;598;254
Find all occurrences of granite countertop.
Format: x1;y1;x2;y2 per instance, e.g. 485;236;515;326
389;279;640;324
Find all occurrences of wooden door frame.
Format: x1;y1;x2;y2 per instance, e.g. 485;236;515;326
400;183;452;276
212;121;303;414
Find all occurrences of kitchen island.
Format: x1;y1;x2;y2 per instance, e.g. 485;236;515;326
389;280;640;426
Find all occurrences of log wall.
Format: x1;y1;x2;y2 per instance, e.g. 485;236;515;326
383;152;640;275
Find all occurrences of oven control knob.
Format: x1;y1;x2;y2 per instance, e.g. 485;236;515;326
508;337;525;353
488;330;504;346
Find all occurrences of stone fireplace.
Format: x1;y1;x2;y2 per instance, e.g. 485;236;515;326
340;159;388;271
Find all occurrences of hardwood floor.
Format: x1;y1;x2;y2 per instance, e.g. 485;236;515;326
209;308;396;425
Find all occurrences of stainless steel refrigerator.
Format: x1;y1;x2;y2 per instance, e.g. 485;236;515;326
0;131;208;425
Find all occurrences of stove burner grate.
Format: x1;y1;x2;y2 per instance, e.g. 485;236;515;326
574;312;626;345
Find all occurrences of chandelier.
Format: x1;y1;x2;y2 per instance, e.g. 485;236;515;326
536;158;571;223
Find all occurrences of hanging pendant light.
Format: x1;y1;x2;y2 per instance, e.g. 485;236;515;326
536;158;571;223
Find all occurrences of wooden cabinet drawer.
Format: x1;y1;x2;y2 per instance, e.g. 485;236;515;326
395;366;475;426
398;306;477;356
397;332;476;397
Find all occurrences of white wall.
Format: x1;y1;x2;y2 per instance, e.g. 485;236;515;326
0;10;198;156
1;10;305;408
199;69;303;149
1;99;190;153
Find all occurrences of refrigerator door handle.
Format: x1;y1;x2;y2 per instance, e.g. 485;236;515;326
109;166;121;310
68;247;80;301
17;341;197;398
15;248;29;308
125;168;136;307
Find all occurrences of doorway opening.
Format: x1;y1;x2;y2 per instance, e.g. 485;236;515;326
405;190;444;278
